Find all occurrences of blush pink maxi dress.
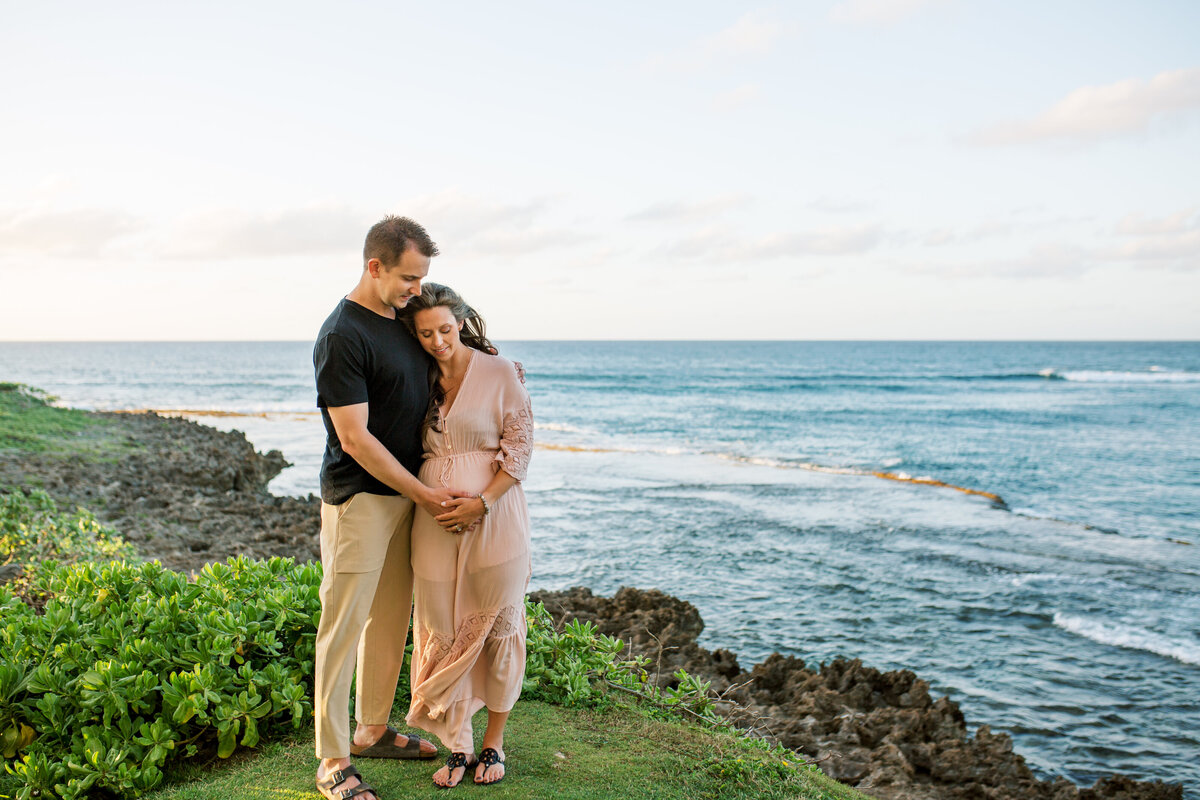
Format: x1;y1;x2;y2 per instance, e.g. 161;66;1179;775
405;351;533;753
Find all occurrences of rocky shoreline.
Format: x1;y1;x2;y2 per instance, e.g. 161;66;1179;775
1;408;1183;800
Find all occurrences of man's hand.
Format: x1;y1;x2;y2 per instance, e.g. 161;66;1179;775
416;486;472;520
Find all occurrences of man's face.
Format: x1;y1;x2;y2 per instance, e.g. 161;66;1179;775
371;245;431;309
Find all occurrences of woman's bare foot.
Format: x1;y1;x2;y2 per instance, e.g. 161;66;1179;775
475;746;506;785
432;752;476;788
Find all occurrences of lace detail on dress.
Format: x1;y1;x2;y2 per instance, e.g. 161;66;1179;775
418;603;526;666
495;402;533;481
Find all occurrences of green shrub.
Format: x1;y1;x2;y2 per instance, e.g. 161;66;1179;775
1;490;135;587
1;557;321;799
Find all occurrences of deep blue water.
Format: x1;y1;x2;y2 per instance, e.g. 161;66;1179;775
2;340;1197;794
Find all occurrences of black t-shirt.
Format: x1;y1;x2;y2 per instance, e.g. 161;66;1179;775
313;299;430;505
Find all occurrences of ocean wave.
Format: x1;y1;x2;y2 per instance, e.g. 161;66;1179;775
535;421;597;435
1051;613;1200;665
109;407;319;418
1039;369;1200;384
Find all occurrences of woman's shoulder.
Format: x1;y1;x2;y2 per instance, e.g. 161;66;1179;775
473;350;525;388
473;350;514;372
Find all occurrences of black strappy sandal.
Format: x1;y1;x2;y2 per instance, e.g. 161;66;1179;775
475;747;506;786
436;752;477;789
316;765;378;800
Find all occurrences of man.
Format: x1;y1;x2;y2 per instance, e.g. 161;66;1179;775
312;215;459;800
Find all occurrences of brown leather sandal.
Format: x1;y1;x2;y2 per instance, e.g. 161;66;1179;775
316;765;378;800
349;725;436;760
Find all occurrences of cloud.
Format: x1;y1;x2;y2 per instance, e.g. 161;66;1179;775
922;221;1013;246
0;208;142;257
155;205;366;259
916;210;1200;278
626;195;751;223
414;191;548;242
1114;208;1198;236
1105;209;1200;267
828;0;952;25
659;223;883;261
968;67;1200;146
464;227;594;257
646;11;794;72
711;83;763;112
414;191;592;257
914;242;1094;279
806;196;869;214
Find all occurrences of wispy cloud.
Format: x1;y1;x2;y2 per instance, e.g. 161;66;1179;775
1105;208;1200;267
1114;208;1198;236
712;83;764;112
922;221;1014;247
416;191;591;257
968;67;1200;146
154;205;366;259
917;209;1200;278
646;11;794;72
828;0;952;25
659;223;883;261
626;195;751;223
806;196;869;214
0;208;142;257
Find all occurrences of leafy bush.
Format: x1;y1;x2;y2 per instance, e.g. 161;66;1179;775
523;600;723;725
1;557;321;799
1;490;135;587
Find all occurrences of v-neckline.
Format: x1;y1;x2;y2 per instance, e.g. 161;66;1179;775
440;349;477;420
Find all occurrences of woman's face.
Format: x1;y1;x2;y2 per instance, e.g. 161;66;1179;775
413;305;465;362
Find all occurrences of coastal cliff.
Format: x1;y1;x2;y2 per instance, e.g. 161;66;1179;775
0;391;1183;800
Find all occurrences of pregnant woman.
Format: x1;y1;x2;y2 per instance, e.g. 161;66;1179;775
400;283;532;788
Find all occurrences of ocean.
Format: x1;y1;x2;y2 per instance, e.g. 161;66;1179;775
2;340;1197;794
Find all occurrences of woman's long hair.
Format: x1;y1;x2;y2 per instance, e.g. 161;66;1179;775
401;283;496;433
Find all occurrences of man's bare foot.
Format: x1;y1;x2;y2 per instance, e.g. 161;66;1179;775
475;746;506;785
353;723;438;757
433;752;477;788
316;759;377;800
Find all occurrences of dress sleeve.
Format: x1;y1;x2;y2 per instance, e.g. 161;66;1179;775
494;362;533;481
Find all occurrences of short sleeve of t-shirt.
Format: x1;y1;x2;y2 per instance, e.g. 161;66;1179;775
315;332;369;408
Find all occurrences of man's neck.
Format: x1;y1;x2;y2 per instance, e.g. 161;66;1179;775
345;284;395;319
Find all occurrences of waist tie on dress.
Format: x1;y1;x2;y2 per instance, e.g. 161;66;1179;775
424;450;500;487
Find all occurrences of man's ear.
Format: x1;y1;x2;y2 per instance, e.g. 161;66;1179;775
365;258;383;278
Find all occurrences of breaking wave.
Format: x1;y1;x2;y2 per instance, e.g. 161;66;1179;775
1052;613;1200;666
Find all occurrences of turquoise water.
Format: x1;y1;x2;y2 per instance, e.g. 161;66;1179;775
2;340;1197;793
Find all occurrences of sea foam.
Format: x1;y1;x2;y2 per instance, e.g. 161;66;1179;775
1052;613;1200;666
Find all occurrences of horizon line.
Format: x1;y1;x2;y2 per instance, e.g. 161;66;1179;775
2;338;1200;344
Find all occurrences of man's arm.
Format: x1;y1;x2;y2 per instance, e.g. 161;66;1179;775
327;402;464;518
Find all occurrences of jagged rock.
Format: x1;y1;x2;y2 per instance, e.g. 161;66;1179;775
1080;775;1182;800
530;586;1183;800
0;410;320;573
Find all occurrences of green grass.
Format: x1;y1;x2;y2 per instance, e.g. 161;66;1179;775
143;699;868;800
0;383;134;459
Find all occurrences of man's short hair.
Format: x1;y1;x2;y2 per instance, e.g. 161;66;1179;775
363;216;439;266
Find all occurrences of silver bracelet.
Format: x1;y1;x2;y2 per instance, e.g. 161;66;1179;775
476;493;491;516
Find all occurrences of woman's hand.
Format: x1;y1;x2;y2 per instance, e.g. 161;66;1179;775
435;496;485;534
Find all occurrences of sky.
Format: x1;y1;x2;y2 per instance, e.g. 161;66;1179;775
1;0;1198;341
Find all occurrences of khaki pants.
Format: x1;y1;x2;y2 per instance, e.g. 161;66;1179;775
313;492;415;759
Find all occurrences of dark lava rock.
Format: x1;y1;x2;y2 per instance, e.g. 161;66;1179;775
0;410;319;574
529;586;1183;800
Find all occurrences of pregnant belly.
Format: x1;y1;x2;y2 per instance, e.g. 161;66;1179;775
419;452;497;495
